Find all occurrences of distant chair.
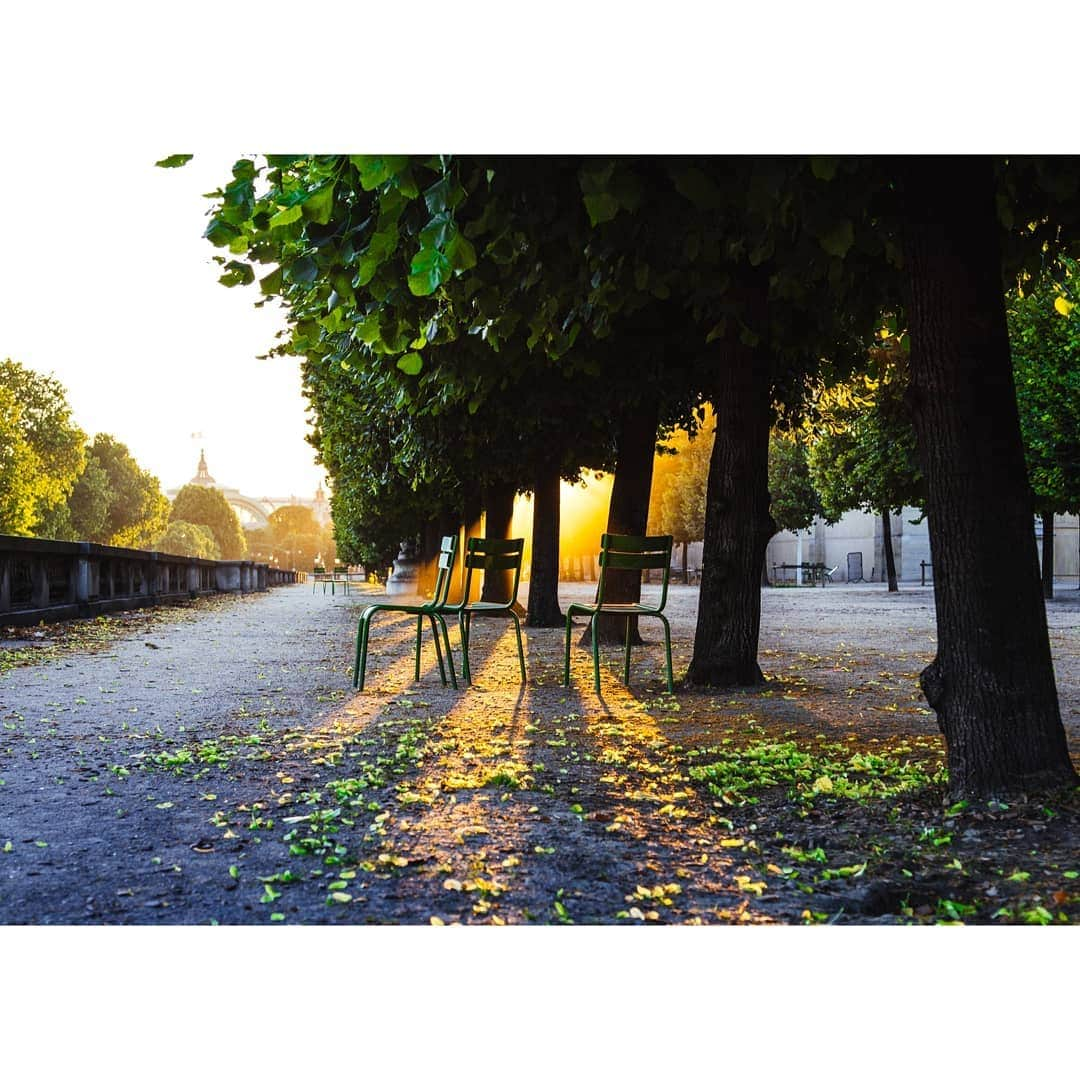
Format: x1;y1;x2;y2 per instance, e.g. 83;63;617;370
352;535;458;691
563;533;674;694
439;537;526;685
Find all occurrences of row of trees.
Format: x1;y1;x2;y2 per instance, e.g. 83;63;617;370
1;358;329;571
655;272;1079;598
190;153;1079;799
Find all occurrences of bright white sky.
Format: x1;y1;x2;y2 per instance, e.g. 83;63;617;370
0;151;326;499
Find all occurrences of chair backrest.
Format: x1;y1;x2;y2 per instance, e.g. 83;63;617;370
463;536;524;606
595;533;674;608
431;534;459;606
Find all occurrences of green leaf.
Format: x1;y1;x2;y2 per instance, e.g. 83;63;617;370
303;184;336;225
583;193;620;226
670;166;723;210
218;261;255;288
810;157;838;181
445;230;477;272
203;218;239;247
287;256;318;284
408;246;450;296
155;154;193;168
817;219;854;259
397;353;423;376
259;267;283;296
229;864;239;879
270;204;303;230
352;155;409;190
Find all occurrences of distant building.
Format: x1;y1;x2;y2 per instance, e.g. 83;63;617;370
166;451;332;531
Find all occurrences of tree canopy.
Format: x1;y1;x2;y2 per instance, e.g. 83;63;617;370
169;485;247;559
0;359;86;535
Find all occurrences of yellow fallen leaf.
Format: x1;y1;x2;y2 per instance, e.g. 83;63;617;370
430;916;445;926
443;879;463;891
812;776;834;794
721;838;745;848
1054;295;1075;317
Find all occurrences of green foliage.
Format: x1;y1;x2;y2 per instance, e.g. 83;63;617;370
767;431;822;534
154;520;221;560
246;504;334;571
0;359;86;535
0;385;42;535
169;485;247;559
47;433;170;547
1008;257;1080;514
807;341;924;522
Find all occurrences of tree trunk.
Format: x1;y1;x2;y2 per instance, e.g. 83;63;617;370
685;323;775;687
902;156;1076;798
580;396;660;646
480;480;516;604
881;509;899;592
527;462;563;626
1041;511;1054;600
418;517;442;597
681;540;690;585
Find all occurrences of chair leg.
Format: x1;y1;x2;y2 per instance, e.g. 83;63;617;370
623;614;632;686
658;614;674;693
434;614;458;690
511;612;526;684
459;611;470;685
590;611;601;694
355;611;373;691
353;615;364;688
414;615;423;682
563;612;574;687
428;614;448;686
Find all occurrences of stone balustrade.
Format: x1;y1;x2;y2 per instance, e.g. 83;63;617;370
0;535;302;626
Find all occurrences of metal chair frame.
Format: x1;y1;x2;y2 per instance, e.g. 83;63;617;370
438;537;526;685
563;533;674;693
353;535;458;691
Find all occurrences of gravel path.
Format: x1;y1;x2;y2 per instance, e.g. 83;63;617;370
1;581;1076;924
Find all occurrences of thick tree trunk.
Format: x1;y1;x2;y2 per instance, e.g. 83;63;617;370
480;481;516;604
685;327;775;687
580;396;660;646
418;517;442;597
527;462;563;627
881;509;899;592
902;156;1076;798
681;540;690;585
1041;511;1054;600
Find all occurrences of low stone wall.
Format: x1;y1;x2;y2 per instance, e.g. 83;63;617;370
0;535;301;626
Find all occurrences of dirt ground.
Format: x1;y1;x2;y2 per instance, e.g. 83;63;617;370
1;580;1077;925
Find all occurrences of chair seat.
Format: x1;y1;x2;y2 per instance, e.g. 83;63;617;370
458;600;515;613
359;599;437;617
567;601;665;616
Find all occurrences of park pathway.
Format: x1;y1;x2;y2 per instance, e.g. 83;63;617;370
1;582;1077;924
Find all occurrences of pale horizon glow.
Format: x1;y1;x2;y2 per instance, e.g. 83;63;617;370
0;152;328;501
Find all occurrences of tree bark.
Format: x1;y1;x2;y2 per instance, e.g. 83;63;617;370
681;540;690;585
580;395;660;646
527;462;563;626
480;480;516;604
902;156;1076;798
1041;511;1054;600
881;509;899;592
685;322;775;687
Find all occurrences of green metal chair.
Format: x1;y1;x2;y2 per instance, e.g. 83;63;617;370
563;533;674;694
353;535;458;691
440;537;526;685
